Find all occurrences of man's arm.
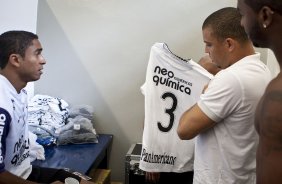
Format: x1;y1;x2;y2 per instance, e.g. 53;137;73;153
177;103;216;140
0;171;36;184
256;89;282;184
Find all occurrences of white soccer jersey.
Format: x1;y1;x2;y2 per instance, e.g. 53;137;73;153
139;43;213;172
0;75;32;179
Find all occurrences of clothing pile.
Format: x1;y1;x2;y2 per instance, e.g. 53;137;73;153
28;94;98;146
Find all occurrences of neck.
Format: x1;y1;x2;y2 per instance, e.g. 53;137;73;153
0;69;26;93
232;42;255;65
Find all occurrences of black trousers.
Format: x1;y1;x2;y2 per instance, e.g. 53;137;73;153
158;171;194;184
143;171;194;184
27;166;81;184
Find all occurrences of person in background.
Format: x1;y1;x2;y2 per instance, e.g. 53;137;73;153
177;7;271;184
237;0;282;183
0;30;93;184
198;55;221;75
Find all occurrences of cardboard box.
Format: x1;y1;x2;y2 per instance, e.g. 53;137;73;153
89;169;111;184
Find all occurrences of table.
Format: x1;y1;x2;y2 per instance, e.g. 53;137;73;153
32;134;113;175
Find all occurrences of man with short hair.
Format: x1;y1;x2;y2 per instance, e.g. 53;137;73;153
177;7;271;183
0;30;93;184
237;0;282;183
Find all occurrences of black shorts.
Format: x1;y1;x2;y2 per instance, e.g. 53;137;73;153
27;166;81;184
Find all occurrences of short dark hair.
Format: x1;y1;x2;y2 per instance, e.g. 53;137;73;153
0;30;38;69
202;7;249;43
244;0;282;14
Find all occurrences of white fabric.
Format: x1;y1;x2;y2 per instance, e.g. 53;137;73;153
28;94;69;133
0;75;32;179
139;42;213;172
29;131;45;162
194;53;271;184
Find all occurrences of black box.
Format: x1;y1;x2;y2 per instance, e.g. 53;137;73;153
125;143;145;184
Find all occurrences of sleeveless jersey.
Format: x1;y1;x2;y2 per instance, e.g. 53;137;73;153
139;42;213;172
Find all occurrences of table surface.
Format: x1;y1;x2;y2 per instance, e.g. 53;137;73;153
32;134;113;174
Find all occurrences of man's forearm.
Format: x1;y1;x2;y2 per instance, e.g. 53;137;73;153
0;171;37;184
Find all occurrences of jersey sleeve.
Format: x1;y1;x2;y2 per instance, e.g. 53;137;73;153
197;71;242;122
0;107;11;173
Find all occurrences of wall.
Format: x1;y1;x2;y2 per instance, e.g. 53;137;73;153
0;0;38;100
35;0;270;182
0;0;38;33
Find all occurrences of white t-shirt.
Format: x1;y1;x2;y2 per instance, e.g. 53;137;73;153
139;42;213;172
0;75;32;179
194;53;271;184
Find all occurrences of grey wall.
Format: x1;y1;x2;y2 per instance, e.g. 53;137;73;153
35;0;268;182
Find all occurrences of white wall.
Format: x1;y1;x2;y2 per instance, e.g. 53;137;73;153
35;0;271;182
0;0;38;33
0;0;38;100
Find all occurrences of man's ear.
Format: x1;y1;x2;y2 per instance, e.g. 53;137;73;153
259;6;274;28
225;38;235;52
8;54;22;67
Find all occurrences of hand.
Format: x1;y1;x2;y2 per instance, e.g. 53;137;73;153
145;172;160;184
198;55;221;75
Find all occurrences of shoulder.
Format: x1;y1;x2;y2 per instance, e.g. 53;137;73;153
261;78;282;112
258;78;282;138
208;70;241;92
0;80;12;124
236;54;270;77
0;80;14;115
201;70;243;110
263;76;282;105
201;70;242;107
0;88;9;105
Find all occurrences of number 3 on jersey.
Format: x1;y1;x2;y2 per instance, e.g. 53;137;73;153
158;92;177;132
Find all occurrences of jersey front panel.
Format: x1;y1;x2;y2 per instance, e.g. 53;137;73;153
0;75;32;179
139;43;213;172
